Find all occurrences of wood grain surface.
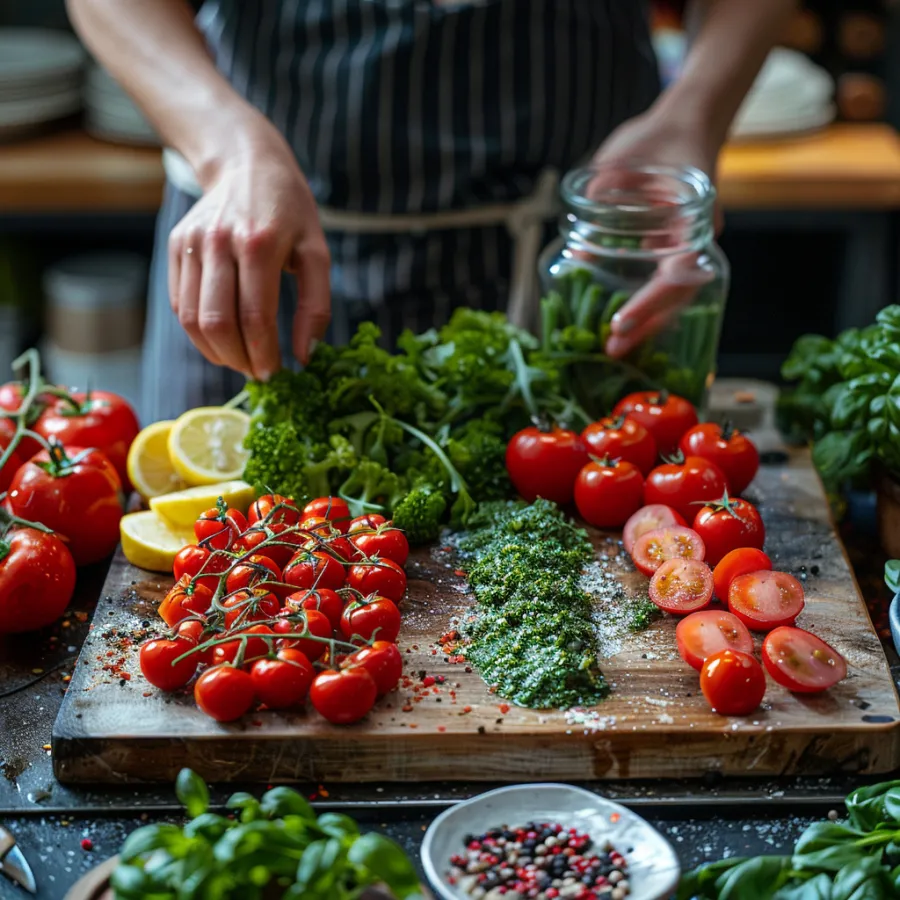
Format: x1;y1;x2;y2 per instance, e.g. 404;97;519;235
52;451;900;784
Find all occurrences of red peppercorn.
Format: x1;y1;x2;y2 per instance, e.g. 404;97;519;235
546;890;559;899
80;838;93;851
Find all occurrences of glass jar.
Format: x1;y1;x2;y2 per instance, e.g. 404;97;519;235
537;163;729;415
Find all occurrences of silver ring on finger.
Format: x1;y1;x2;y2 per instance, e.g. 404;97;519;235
185;246;194;255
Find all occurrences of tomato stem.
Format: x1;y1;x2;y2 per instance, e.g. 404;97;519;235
0;503;55;539
720;420;735;442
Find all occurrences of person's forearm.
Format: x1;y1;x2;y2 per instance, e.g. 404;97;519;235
66;0;277;187
658;0;797;149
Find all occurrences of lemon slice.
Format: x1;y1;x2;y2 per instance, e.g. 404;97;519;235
120;510;195;573
167;407;251;486
150;479;256;528
127;420;188;500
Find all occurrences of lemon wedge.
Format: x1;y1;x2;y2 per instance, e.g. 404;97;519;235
120;510;195;573
150;479;256;528
126;420;188;500
167;407;251;486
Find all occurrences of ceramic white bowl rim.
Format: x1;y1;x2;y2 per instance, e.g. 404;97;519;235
421;783;680;900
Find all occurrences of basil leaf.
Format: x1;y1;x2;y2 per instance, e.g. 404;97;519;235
260;786;315;821
296;837;345;893
183;813;230;843
175;769;209;819
677;859;749;900
120;824;187;862
713;856;791;899
110;863;175;899
772;873;833;899
847;781;900;831
348;833;422;899
831;856;892;900
792;822;867;872
317;812;361;841
226;791;263;822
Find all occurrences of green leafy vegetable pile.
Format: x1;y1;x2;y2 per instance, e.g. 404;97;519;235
111;769;423;900
778;305;900;494
679;779;900;899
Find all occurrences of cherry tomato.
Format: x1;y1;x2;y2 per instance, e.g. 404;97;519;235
643;454;728;523
233;522;305;568
251;648;315;709
762;626;847;694
158;575;213;627
0;527;76;633
175;619;215;666
691;494;765;566
648;558;713;615
0;419;25;492
675;610;754;671
310;667;378;724
712;548;772;602
194;665;256;722
679;422;760;496
222;589;280;629
0;383;54;459
622;504;687;555
613;391;698;457
574;458;644;529
139;635;198;691
286;588;344;630
700;649;766;716
302;497;352;533
273;609;333;661
347;558;406;603
194;506;248;551
299;522;357;563
505;425;588;506
346;641;403;696
8;444;123;566
225;554;284;596
348;514;387;535
631;525;706;577
173;545;232;592
212;624;275;666
581;415;658;476
340;595;402;644
728;570;805;632
351;524;410;566
35;390;139;489
283;549;346;592
247;493;301;527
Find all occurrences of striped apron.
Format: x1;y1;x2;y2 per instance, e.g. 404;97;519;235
142;0;660;422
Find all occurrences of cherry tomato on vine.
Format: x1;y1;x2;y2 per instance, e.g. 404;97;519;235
622;504;687;555
285;588;344;631
340;595;402;645
728;570;805;632
643;454;728;523
283;549;346;592
225;554;284;597
648;558;714;615
0;419;25;492
139;635;198;691
346;641;403;696
679;422;760;496
175;619;215;666
248;493;300;526
8;444;123;566
574;458;644;529
630;525;706;577
310;667;378;724
194;505;248;551
302;497;352;534
581;415;658;476
350;523;410;566
158;575;213;627
676;610;754;671
222;588;280;629
700;649;766;716
347;558;406;603
348;514;387;535
613;391;698;457
194;665;256;722
251;648;315;709
233;521;305;568
299;522;357;563
505;425;588;506
273;609;333;661
173;545;232;592
692;493;765;566
212;624;275;666
761;626;847;694
712;548;772;602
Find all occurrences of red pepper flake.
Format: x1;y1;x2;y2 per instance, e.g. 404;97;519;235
402;704;413;712
251;720;263;727
422;675;435;687
437;725;446;732
454;569;466;577
142;692;152;698
408;723;418;729
80;839;93;852
432;687;440;695
461;705;472;715
318;786;330;798
120;673;131;681
499;703;510;714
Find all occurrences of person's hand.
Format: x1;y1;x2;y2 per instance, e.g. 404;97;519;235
168;122;330;381
591;108;722;359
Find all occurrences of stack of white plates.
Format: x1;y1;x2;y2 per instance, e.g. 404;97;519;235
731;48;835;141
0;29;85;142
85;64;159;146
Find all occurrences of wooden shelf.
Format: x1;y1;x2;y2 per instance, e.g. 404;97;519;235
2;123;900;214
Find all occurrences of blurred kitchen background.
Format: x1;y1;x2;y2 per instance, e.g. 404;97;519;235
0;0;898;415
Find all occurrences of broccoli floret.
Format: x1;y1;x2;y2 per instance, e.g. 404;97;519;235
392;485;447;544
303;434;357;498
245;369;328;443
242;420;316;505
338;459;407;518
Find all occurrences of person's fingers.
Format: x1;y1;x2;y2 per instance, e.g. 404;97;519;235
198;228;251;376
168;230;183;315
292;238;331;365
233;226;283;381
606;309;671;359
177;234;221;365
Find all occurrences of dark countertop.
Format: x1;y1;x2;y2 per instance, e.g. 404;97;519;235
0;509;897;899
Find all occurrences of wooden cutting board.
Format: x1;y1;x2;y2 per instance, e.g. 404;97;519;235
52;450;900;784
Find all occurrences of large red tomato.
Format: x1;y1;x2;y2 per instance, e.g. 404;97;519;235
0;527;76;632
613;391;698;457
679;423;760;496
34;390;139;490
7;445;123;565
691;495;765;566
643;455;728;522
505;425;588;506
573;458;644;529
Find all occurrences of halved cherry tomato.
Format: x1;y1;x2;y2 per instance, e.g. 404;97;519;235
691;493;765;566
340;595;402;644
286;588;344;630
700;649;766;716
173;545;232;592
679;422;760;496
675;610;754;671
194;665;256;722
158;575;213;627
728;570;805;632
139;635;198;691
347;558;406;603
581;415;658;476
649;558;713;615
247;493;300;527
194;506;248;551
631;525;706;577
310;667;378;724
574;458;644;529
622;504;687;555
505;425;588;506
273;609;333;661
762;626;847;694
346;641;403;696
283;549;346;592
222;588;280;629
613;391;698;457
713;548;772;602
351;524;410;566
643;454;728;523
251;648;315;709
225;554;284;596
212;624;274;666
303;497;352;534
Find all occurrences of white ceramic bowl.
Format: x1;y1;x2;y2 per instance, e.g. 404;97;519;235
421;784;680;900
